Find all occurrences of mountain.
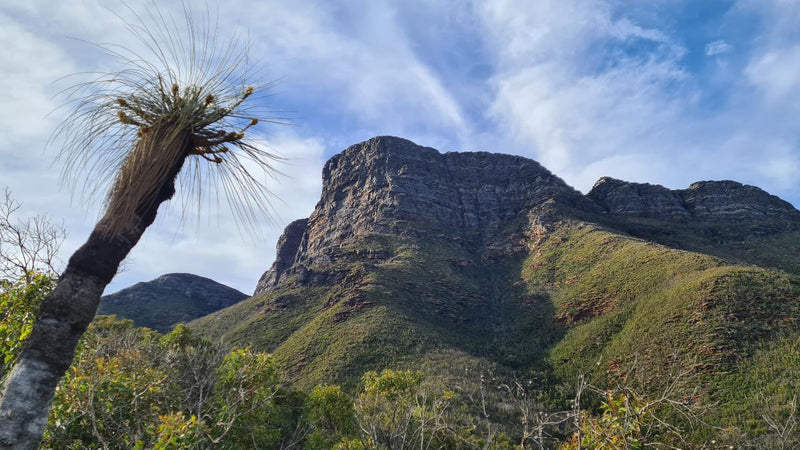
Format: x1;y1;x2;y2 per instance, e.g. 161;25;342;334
588;176;800;274
98;273;248;332
190;136;800;436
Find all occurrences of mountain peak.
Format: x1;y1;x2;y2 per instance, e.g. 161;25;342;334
256;138;800;295
318;136;593;231
256;137;593;294
98;273;248;332
589;177;798;218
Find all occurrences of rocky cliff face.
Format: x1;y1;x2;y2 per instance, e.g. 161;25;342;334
587;178;688;216
256;136;596;294
193;136;800;434
308;136;594;245
589;177;799;218
256;136;800;294
255;219;308;294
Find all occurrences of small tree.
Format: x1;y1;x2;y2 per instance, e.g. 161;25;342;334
354;369;457;449
305;385;357;448
0;275;56;381
0;189;65;283
0;6;280;447
207;348;282;447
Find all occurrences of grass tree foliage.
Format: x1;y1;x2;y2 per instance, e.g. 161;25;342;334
0;5;279;447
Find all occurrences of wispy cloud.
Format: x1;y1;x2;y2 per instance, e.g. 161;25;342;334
705;40;732;56
469;0;800;204
476;0;692;190
1;0;800;293
218;0;471;144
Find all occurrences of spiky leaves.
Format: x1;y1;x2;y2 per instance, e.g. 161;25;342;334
0;6;283;447
54;5;281;236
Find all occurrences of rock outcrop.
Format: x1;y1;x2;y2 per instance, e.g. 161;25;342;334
255;136;800;295
589;177;799;219
255;136;596;295
309;136;593;245
587;177;687;216
680;180;798;217
254;219;308;294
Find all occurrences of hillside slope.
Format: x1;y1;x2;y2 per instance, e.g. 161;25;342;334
191;137;800;437
99;273;248;332
588;176;800;274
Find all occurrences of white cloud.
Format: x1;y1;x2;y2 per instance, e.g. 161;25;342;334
3;0;800;296
755;144;800;190
735;0;800;106
470;0;800;205
0;1;329;294
745;45;800;103
0;13;74;143
218;0;470;141
477;0;691;189
705;40;732;56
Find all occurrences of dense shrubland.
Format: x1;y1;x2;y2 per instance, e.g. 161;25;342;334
2;275;797;449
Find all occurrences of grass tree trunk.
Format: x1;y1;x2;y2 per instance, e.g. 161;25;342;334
0;136;191;449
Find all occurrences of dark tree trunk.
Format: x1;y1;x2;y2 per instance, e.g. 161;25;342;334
0;140;190;449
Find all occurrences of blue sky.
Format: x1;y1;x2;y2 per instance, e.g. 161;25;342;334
1;0;799;294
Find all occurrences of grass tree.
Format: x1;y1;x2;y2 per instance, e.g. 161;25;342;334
0;6;280;448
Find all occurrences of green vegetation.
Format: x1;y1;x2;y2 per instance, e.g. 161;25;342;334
523;221;800;444
190;215;800;446
0;274;55;379
6;191;797;446
598;215;800;275
98;292;227;333
2;273;797;447
45;318;294;448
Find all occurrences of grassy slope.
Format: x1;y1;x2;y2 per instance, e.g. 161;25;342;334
192;229;553;389
522;221;800;438
192;217;800;440
597;215;800;275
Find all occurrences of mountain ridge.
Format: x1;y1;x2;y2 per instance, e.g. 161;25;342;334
190;136;800;441
588;175;798;217
99;273;248;332
254;136;800;296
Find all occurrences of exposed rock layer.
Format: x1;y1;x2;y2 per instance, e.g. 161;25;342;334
256;136;596;294
588;177;798;218
256;136;800;295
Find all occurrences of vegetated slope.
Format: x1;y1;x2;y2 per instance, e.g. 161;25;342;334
521;220;800;436
588;176;800;274
98;273;248;332
193;136;591;388
191;137;800;435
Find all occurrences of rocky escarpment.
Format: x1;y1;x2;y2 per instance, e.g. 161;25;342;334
255;136;596;294
192;135;800;440
255;137;800;295
589;177;799;218
254;219;308;295
99;273;248;332
587;177;800;274
309;136;594;244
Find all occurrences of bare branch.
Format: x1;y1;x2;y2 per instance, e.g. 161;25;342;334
0;189;65;283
